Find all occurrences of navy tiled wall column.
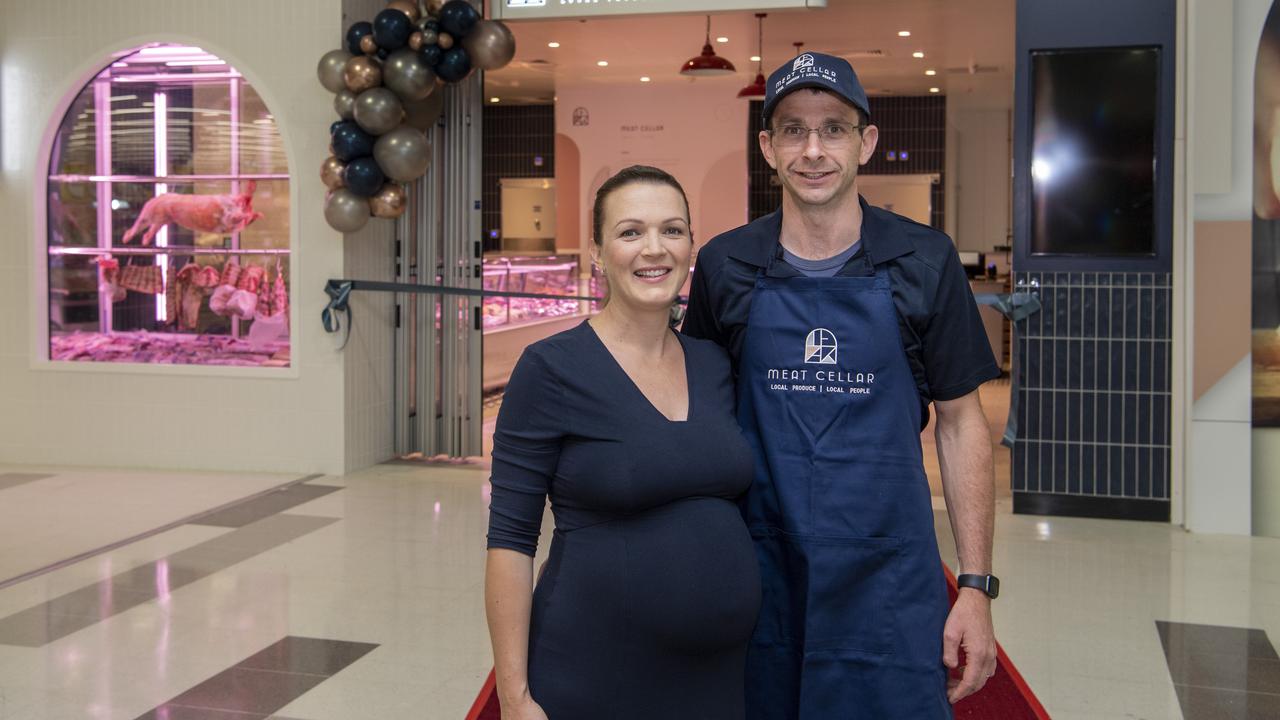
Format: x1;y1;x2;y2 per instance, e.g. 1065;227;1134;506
1012;0;1176;521
1011;272;1173;520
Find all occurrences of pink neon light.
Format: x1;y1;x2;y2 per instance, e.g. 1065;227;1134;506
137;45;208;55
164;60;226;67
155;91;169;324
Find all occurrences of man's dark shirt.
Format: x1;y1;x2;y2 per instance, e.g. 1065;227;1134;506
682;197;1000;428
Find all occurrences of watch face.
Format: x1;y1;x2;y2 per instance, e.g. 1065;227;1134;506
987;576;1000;599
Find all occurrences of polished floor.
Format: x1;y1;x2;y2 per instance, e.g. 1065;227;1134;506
0;457;1278;719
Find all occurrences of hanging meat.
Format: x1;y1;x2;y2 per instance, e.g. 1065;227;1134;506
228;265;265;319
209;257;243;316
171;263;206;331
270;258;288;318
120;181;263;245
94;255;126;302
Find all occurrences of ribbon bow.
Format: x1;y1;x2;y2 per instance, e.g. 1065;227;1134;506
322;280;354;349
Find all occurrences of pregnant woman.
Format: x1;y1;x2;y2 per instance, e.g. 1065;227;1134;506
485;165;761;720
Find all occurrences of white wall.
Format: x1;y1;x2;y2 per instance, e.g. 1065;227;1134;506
945;75;1015;272
554;78;748;255
0;0;353;475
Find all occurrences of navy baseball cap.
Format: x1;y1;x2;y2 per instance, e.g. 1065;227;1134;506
762;52;871;125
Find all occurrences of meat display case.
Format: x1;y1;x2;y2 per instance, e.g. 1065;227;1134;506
481;255;590;330
45;43;291;368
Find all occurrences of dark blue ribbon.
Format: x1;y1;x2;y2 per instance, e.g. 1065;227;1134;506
971;291;1042;447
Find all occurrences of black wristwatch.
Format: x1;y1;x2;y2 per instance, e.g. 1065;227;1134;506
957;574;1000;599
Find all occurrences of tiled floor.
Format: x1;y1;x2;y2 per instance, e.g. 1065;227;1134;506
0;458;1278;719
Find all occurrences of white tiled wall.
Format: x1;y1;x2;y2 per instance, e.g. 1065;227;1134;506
0;0;352;474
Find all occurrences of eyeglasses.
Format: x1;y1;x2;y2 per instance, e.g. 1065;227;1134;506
769;122;867;148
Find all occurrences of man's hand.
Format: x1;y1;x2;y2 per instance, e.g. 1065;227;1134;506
942;589;997;703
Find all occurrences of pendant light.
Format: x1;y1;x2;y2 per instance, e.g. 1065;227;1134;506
737;13;767;99
680;15;736;77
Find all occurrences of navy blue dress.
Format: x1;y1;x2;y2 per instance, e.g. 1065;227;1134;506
487;321;760;720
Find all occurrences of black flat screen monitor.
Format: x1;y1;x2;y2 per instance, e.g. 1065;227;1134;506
1030;47;1159;256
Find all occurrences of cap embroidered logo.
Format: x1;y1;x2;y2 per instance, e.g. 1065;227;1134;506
804;328;838;365
793;53;815;71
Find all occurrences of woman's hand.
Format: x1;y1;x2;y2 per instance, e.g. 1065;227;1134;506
501;692;550;720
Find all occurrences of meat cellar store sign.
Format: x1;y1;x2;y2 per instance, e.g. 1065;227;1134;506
495;0;826;21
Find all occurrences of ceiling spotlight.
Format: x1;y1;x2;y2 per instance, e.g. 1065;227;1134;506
913;51;925;58
930;87;940;93
597;60;608;67
750;55;761;62
680;15;736;76
548;42;560;48
640;76;651;82
925;69;937;76
490;97;500;103
898;30;911;37
717;36;729;43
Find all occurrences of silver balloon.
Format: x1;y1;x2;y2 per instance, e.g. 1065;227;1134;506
463;20;517;70
402;88;443;132
325;189;371;233
383;48;437;101
333;89;356;120
374;126;432;181
317;49;354;93
353;87;405;136
463;20;517;71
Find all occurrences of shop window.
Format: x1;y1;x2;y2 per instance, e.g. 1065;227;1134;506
46;44;290;367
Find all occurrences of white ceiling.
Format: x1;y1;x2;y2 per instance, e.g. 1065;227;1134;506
484;0;1016;106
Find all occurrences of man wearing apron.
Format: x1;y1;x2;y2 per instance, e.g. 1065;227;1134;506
683;53;1002;719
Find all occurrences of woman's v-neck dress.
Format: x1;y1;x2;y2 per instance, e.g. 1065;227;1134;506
487;320;760;720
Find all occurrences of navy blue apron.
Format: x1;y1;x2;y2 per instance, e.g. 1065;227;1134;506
737;259;951;719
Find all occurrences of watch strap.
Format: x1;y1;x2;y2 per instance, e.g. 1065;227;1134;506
956;573;1000;599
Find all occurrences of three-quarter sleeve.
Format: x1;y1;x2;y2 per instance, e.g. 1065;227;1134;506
487;348;563;556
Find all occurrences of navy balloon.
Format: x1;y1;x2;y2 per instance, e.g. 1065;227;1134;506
346;22;374;56
344;156;386;197
330;120;344;136
417;44;443;67
438;1;480;38
436;47;472;83
373;8;414;51
331;122;375;162
377;47;391;60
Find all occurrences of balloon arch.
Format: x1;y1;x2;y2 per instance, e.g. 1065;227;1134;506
315;0;515;232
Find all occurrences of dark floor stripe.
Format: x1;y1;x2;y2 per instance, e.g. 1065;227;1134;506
0;473;54;491
1158;621;1280;719
0;515;337;647
190;485;341;528
134;636;376;720
0;474;329;592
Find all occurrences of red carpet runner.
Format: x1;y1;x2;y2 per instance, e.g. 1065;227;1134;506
466;566;1050;719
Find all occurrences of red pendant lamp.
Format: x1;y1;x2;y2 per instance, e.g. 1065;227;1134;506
738;14;768;99
681;15;736;77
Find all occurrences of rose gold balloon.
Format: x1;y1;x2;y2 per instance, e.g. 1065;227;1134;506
369;183;408;219
360;34;379;56
344;56;383;93
424;0;446;17
387;0;420;22
320;156;347;190
408;31;425;51
437;32;454;50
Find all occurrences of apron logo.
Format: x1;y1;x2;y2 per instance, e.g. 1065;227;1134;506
804;328;838;365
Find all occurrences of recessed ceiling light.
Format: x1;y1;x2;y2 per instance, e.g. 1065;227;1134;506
490;97;500;103
929;87;940;93
898;30;911;37
548;42;560;48
913;51;925;59
716;36;729;43
597;60;608;67
640;76;651;82
750;55;761;62
925;69;937;76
